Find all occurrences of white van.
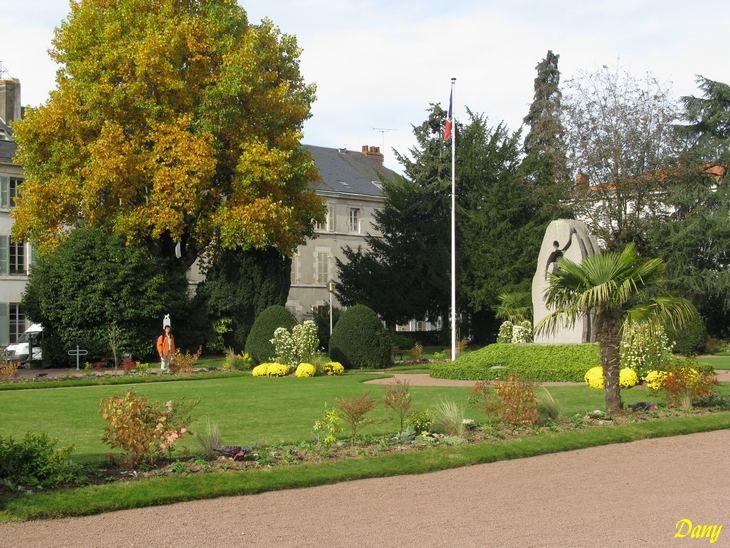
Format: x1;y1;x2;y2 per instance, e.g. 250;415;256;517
6;323;43;363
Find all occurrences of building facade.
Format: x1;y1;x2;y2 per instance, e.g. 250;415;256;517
0;75;399;343
287;144;395;319
0;78;32;346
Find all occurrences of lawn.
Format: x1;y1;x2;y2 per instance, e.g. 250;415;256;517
2;372;726;465
699;355;730;370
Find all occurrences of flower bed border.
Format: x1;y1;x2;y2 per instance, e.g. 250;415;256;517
2;411;728;522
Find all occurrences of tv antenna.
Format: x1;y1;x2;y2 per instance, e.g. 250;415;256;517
372;127;397;151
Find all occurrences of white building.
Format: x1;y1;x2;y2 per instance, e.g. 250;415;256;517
287;144;395;319
0;77;32;346
0;76;397;342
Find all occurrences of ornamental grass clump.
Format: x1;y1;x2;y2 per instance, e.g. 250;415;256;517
337;392;375;443
383;380;412;435
196;419;222;460
536;388;561;423
433;400;466;437
100;391;197;465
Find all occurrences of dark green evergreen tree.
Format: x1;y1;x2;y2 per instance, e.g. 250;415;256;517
456;113;546;340
522;50;569;192
649;77;730;336
336;105;450;329
679;76;730;162
196;247;291;350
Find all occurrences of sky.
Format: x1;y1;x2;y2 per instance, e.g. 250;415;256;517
1;0;728;172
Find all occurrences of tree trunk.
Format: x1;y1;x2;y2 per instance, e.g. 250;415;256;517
595;309;623;415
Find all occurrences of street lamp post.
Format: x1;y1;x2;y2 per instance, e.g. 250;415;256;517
327;280;336;335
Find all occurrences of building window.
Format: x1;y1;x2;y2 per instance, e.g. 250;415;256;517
315;207;327;232
9;303;25;344
349;208;360;233
9;241;25;275
316;251;329;284
9;178;22;207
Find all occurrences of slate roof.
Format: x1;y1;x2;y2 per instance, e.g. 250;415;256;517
304;144;398;197
0;118;15;162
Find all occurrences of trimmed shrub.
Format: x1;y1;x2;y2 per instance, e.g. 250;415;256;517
667;315;708;355
430;343;600;382
329;305;391;369
0;432;82;489
244;305;297;364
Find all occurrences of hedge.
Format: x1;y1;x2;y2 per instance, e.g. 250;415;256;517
430;343;601;382
244;305;297;364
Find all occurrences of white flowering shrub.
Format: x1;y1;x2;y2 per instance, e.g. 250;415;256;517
497;321;513;343
272;320;319;368
620;320;673;379
511;320;533;343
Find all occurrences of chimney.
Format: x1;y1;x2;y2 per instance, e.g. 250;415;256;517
575;171;589;191
0;78;21;124
362;145;384;165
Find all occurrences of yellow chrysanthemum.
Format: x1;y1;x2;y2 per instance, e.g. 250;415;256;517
323;361;344;376
619;368;639;388
584;366;604;389
295;363;317;378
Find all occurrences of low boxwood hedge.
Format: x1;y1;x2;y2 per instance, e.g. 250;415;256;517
430;343;600;382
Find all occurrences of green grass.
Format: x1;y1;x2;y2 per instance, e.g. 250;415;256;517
0;371;246;392
2;412;729;521
2;374;727;466
699;355;730;370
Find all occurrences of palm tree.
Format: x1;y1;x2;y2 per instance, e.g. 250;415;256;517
494;291;532;323
535;243;696;414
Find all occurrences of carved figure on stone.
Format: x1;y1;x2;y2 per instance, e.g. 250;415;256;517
545;227;576;279
532;220;599;344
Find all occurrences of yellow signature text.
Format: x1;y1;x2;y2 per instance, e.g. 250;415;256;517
675;519;723;544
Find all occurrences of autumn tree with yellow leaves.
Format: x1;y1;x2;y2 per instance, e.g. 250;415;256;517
12;0;324;265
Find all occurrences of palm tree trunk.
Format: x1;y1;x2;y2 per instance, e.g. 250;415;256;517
595;309;623;415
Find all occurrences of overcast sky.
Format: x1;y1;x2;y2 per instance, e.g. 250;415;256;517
1;0;728;172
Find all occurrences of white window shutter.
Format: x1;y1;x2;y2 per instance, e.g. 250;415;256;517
0;302;8;347
0;236;8;275
0;175;8;208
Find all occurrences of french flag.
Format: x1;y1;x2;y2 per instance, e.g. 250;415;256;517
444;89;453;141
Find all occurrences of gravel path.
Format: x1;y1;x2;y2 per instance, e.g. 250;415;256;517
2;430;728;547
365;373;585;387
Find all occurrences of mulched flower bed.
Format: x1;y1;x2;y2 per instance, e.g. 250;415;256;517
84;404;726;485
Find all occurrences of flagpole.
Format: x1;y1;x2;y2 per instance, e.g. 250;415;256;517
450;77;457;361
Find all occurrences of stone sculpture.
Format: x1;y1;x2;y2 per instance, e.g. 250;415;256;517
532;220;600;343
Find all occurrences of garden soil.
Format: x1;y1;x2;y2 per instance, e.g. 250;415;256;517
2;430;728;547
